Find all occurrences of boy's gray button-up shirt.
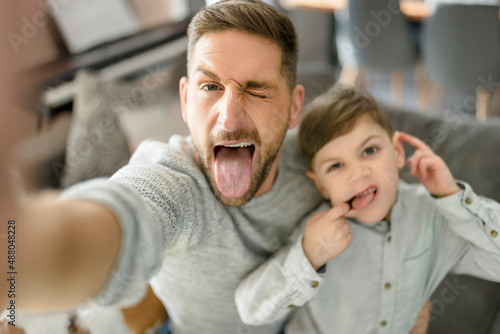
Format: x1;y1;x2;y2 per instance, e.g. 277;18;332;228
235;181;500;333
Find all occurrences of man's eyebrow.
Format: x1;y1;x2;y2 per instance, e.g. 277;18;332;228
194;64;277;90
195;65;220;81
244;80;277;90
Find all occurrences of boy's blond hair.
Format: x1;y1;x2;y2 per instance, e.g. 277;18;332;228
299;85;394;168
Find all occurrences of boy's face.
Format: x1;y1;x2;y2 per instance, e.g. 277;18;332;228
307;115;405;224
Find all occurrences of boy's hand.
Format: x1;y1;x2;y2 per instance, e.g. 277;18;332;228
398;132;461;197
303;203;352;270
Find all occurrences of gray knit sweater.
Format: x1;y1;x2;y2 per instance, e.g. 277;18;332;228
61;131;323;334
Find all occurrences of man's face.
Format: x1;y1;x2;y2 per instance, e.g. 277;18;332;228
180;30;303;206
308;115;405;224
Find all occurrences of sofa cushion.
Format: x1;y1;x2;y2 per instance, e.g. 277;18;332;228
61;71;131;188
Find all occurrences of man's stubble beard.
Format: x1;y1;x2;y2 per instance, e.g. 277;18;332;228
193;122;290;207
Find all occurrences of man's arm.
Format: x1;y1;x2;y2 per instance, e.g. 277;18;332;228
12;194;121;312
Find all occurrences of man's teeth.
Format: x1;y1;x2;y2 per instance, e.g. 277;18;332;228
223;142;253;148
355;187;376;198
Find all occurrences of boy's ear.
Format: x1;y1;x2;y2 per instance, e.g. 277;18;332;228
306;170;330;200
392;131;406;169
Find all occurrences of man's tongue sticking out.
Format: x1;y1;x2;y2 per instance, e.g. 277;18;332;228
214;147;253;198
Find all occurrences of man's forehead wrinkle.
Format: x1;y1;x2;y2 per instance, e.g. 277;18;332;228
197;44;266;60
194;63;244;89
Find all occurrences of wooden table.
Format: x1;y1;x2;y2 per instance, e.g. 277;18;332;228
280;0;500;21
279;0;431;21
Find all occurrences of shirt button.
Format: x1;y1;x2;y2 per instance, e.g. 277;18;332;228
385;283;392;290
491;230;498;238
387;236;392;243
465;197;473;205
311;281;319;288
380;320;387;327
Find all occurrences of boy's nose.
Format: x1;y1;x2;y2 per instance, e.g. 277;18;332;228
217;91;245;131
349;164;370;184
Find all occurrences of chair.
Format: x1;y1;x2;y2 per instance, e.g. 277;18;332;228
422;4;500;121
334;0;418;106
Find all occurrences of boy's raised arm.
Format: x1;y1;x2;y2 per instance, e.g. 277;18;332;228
398;132;500;279
433;181;500;278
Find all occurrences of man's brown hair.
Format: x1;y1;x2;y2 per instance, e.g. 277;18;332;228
299;84;394;168
187;0;298;90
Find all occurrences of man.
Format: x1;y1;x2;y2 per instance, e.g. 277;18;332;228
1;1;323;333
1;1;433;333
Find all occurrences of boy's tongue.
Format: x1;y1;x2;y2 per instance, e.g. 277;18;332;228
214;147;252;198
351;191;375;210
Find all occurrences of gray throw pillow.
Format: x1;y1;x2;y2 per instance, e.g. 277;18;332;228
61;71;130;188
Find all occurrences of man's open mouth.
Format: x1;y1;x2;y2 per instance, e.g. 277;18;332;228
347;186;377;210
214;142;256;198
214;142;256;155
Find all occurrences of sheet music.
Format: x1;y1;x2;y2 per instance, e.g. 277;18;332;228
52;0;140;54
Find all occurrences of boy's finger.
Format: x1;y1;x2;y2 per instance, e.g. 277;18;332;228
398;132;433;154
309;210;327;223
419;156;439;180
325;203;350;220
408;150;426;176
341;220;351;234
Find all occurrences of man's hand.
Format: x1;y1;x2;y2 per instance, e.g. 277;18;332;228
122;285;168;334
398;132;461;197
0;319;26;334
67;313;91;334
302;203;352;270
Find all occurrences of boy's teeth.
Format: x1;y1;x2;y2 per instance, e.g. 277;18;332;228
223;142;252;148
355;187;376;198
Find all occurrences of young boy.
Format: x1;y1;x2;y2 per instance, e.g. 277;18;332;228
235;85;500;333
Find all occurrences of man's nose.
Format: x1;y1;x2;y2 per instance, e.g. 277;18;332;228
217;91;245;131
349;164;370;184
